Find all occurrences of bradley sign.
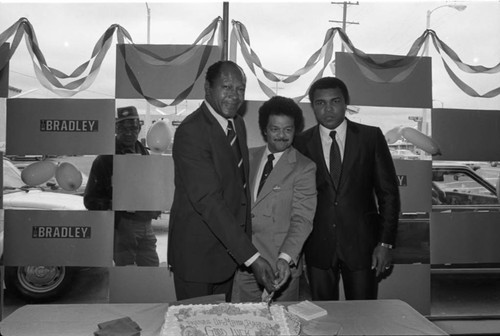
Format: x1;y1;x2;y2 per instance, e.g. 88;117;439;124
32;226;91;239
40;119;98;132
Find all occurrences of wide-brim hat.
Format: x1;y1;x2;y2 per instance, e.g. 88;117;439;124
116;106;140;123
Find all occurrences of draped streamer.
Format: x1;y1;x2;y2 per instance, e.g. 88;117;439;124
0;17;499;103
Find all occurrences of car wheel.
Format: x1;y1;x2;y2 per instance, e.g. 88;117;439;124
4;266;75;303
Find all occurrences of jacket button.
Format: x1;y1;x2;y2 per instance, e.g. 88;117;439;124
334;201;338;206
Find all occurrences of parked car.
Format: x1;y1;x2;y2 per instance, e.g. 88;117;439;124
2;157;85;302
396;161;500;274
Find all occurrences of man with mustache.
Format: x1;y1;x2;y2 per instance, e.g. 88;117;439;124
232;96;317;302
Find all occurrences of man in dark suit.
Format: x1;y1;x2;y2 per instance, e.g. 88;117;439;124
168;60;276;301
232;96;317;302
294;77;400;300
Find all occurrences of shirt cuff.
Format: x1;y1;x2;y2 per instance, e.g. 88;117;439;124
278;252;292;265
244;252;260;267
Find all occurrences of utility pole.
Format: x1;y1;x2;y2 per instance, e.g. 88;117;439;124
329;1;359;52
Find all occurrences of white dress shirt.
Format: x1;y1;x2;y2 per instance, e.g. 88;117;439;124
319;119;347;171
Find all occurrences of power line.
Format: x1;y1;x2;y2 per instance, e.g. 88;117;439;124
330;1;359;52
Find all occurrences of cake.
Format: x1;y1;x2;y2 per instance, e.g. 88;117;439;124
161;302;296;336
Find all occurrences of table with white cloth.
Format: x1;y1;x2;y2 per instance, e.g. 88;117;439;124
0;299;448;336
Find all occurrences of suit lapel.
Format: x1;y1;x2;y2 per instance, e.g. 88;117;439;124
307;125;336;190
339;119;359;190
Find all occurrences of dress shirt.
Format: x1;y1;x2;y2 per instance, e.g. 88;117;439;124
205;100;260;267
319;119;347;171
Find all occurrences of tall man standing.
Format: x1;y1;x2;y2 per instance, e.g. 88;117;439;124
168;60;276;301
294;77;400;300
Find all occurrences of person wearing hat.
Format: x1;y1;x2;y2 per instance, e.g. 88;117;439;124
84;106;161;266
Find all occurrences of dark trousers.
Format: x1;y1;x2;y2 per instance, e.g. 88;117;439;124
173;273;234;302
307;256;377;300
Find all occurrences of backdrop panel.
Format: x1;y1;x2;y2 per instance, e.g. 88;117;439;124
3;210;114;266
112;154;173;211
335;52;432;108
6;99;115;156
432;108;500;161
115;45;222;99
431;211;500;265
394;159;432;213
0;44;8;98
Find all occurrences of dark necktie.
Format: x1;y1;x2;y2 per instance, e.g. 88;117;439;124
329;131;342;188
227;120;246;188
258;153;274;195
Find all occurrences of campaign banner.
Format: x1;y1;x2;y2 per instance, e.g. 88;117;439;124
3;210;114;266
393;159;432;213
432;108;500;161
115;44;222;100
335;52;432;108
6;99;115;156
112;154;174;211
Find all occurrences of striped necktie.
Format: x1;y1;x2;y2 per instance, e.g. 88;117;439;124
227;120;246;188
329;130;342;188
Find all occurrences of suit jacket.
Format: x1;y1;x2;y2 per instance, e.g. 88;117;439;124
249;146;317;277
168;102;256;283
294;119;400;271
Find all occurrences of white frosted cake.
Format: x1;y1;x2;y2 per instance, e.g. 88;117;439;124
161;302;295;336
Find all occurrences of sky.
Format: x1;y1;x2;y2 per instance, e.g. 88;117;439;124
0;0;499;134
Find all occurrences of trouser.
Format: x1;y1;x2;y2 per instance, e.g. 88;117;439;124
173;273;234;302
114;216;159;267
307;256;377;301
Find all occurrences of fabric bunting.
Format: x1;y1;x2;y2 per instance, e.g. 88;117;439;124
0;17;499;104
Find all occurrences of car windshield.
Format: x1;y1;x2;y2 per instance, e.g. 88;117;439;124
3;159;25;189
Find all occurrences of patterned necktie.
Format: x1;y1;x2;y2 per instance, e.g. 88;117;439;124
258;153;274;195
227;120;246;188
329;131;342;188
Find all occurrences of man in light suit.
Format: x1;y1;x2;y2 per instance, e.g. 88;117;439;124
294;77;400;300
232;96;317;302
168;61;276;301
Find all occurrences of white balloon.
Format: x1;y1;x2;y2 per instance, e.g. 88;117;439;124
21;160;57;186
55;162;83;191
146;120;172;154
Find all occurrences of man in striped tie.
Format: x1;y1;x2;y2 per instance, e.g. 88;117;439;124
168;60;276;301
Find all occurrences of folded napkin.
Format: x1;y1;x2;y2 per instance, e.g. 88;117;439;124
94;316;141;336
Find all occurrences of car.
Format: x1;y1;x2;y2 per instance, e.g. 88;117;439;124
2;157;86;302
390;149;420;160
396;161;500;274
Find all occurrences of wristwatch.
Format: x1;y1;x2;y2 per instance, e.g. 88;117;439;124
379;242;394;249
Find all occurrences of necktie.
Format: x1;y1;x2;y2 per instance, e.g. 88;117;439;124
329;131;342;188
227;120;246;188
258;153;274;195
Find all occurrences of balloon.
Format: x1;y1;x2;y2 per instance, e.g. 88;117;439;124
384;126;403;144
146;120;172;154
401;127;442;156
21;160;57;186
55;162;83;191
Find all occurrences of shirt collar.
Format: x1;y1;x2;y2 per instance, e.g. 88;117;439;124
319;118;347;142
205;100;234;132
